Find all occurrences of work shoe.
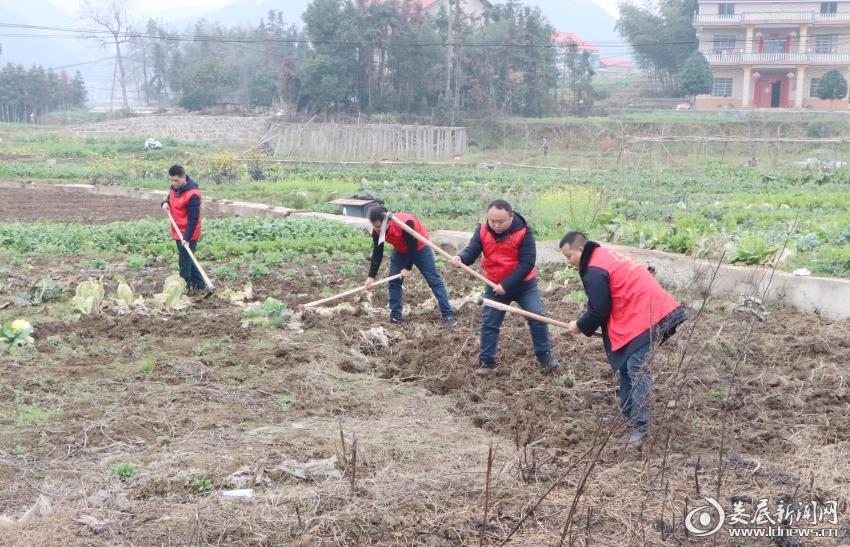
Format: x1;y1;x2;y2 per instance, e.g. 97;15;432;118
389;316;403;325
536;351;560;374
622;430;649;447
444;316;458;327
475;359;497;376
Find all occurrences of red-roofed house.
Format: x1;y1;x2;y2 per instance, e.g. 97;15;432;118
598;58;636;77
553;32;600;68
420;0;492;17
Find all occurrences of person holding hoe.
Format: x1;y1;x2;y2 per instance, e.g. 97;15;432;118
366;206;458;327
449;199;560;375
560;231;687;446
161;165;207;293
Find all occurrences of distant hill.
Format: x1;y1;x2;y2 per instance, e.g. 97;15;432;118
0;1;105;79
171;0;306;29
530;0;624;60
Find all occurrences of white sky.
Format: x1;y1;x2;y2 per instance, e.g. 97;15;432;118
48;0;235;16
48;0;621;20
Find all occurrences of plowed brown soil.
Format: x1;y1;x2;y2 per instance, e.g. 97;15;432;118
0;194;847;545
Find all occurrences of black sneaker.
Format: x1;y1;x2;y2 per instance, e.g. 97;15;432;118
444;316;458;327
536;351;560;374
389;316;403;324
475;359;496;376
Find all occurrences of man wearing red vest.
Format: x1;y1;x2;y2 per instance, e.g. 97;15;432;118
449;200;560;375
560;231;687;446
365;206;457;326
161;165;206;292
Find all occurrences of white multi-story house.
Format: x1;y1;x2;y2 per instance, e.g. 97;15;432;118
693;0;850;108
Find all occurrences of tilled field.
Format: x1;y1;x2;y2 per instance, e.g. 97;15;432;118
0;188;847;545
0;186;230;224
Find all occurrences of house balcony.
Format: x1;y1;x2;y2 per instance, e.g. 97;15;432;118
703;52;850;64
694;12;850;24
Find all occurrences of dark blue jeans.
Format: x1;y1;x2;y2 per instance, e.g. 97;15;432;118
176;240;206;291
479;282;551;362
619;342;651;435
387;247;453;320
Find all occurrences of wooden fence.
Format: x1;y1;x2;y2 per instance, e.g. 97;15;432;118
266;123;467;159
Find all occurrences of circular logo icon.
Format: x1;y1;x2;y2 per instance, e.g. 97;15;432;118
685;495;726;537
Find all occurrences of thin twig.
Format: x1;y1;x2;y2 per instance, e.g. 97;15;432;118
480;444;494;547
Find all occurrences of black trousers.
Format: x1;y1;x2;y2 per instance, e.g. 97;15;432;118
176;240;206;290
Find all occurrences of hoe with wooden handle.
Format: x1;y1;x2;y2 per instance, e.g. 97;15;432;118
384;212;499;290
166;210;215;296
475;296;603;337
299;274;403;311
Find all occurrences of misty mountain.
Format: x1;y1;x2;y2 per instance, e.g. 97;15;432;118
0;0;103;79
531;0;621;50
170;0;305;29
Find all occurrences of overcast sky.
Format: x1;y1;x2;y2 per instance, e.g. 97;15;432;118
48;0;621;21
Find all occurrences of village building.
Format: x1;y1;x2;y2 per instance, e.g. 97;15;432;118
694;0;850;108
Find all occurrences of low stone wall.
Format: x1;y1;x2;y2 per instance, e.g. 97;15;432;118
7;181;850;321
69;116;272;143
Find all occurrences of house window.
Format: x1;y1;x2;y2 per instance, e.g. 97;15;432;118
810;78;821;97
820;2;837;14
712;78;733;97
763;33;788;54
718;3;734;15
814;35;838;53
713;35;736;54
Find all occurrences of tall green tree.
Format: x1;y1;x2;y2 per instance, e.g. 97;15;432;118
178;55;239;111
0;64;87;122
616;0;698;92
462;1;558;116
561;41;595;115
679;50;713;103
816;69;848;109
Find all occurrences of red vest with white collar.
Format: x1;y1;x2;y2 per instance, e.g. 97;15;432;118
377;213;428;253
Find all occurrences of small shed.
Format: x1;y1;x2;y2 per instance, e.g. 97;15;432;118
327;198;381;218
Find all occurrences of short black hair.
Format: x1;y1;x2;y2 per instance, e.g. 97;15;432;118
559;231;588;249
368;205;389;223
486;199;513;214
168;165;186;177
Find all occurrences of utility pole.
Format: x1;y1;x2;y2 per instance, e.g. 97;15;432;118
445;0;452;99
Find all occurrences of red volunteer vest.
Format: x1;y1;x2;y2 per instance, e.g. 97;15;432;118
479;224;536;285
588;247;680;351
169;187;202;241
378;213;428;254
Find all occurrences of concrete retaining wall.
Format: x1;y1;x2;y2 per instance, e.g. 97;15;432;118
8;181;850;321
68;116;272;143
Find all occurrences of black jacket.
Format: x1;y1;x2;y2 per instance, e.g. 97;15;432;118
163;176;201;242
577;241;687;371
457;212;537;296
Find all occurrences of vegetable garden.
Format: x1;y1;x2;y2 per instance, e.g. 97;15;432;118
0;130;848;545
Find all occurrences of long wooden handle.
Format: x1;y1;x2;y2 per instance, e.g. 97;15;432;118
385;212;498;289
166;210;215;290
300;274;404;310
476;296;603;337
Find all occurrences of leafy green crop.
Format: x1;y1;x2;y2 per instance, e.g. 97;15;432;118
1;320;34;348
